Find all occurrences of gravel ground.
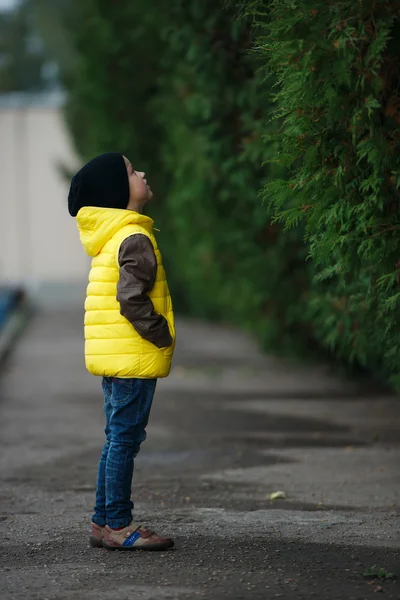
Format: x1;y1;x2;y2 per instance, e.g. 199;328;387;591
0;310;399;600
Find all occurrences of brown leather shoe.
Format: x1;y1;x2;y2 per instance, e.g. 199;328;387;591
103;521;174;551
90;523;105;548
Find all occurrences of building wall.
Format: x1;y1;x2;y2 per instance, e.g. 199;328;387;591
0;100;89;304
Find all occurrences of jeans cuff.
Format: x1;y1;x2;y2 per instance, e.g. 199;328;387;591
106;516;132;529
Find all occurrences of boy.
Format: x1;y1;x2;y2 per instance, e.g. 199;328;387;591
68;152;175;550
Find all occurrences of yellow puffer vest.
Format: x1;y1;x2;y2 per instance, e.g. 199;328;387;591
76;207;175;378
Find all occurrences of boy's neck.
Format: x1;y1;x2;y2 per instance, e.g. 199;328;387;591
127;205;143;214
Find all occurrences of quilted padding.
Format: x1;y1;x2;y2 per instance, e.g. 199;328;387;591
76;207;175;378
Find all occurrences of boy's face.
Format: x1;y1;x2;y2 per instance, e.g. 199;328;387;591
123;156;153;210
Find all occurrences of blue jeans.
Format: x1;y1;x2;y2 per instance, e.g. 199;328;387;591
92;377;157;529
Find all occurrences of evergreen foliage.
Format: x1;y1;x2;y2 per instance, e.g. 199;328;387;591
253;0;400;384
35;0;400;386
0;1;48;92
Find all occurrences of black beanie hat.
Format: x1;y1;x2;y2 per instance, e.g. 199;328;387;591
68;152;130;217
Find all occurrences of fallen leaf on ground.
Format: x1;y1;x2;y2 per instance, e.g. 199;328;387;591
268;491;287;500
364;565;397;581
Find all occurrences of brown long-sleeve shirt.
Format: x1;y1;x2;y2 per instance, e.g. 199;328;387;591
116;234;173;349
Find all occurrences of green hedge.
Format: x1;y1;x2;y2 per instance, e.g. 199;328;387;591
40;0;400;386
253;0;400;385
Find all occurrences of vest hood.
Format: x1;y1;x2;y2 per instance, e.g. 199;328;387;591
76;206;154;257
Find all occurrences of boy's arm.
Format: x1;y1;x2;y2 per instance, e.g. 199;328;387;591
116;235;173;348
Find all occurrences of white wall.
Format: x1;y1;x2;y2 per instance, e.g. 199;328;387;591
0;101;89;303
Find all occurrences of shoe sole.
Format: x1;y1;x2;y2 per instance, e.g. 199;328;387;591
102;539;174;551
89;536;104;548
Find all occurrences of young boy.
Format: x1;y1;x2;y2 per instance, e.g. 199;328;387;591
68;152;175;550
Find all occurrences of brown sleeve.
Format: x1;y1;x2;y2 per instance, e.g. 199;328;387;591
116;234;173;349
